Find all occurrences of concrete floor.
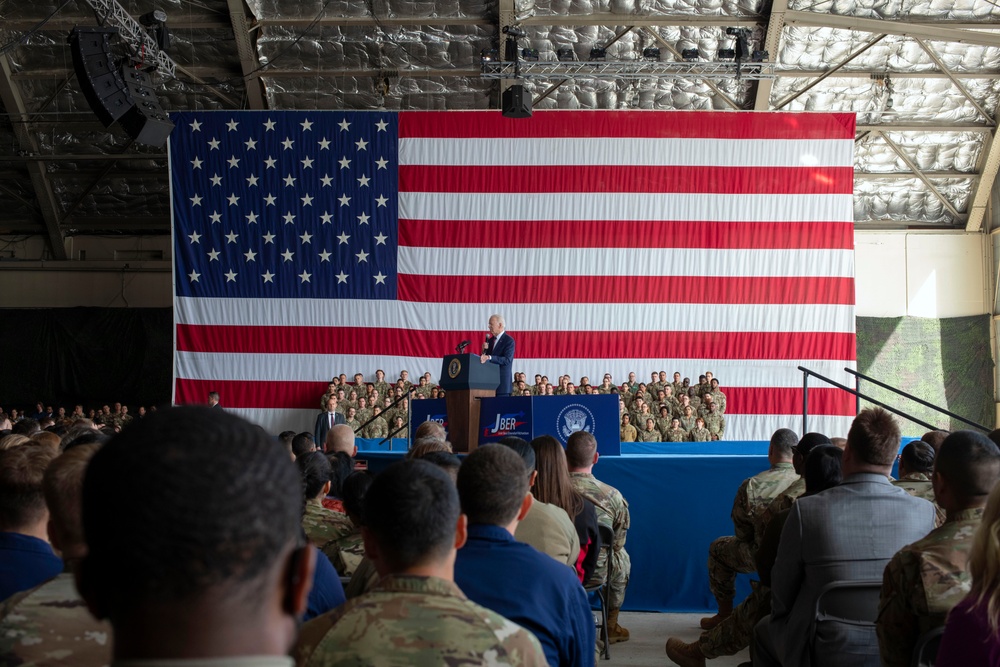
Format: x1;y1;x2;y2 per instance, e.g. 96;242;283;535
605;612;751;667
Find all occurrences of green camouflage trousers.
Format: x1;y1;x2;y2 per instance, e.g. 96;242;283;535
708;536;756;604
700;582;771;658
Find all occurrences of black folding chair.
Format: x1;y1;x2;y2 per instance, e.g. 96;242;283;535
810;579;883;667
584;524;614;660
911;626;944;667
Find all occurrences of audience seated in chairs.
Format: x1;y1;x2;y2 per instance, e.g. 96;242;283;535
294;459;548;666
752;407;937;667
878;430;1000;667
501;436;581;573
0;443;109;666
666;439;842;667
454;444;596;667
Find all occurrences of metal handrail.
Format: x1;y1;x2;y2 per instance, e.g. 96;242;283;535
797;366;940;434
845;368;990;433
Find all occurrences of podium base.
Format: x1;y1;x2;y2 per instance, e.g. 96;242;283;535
445;388;495;452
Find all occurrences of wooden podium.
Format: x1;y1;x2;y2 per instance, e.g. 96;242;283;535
439;353;498;453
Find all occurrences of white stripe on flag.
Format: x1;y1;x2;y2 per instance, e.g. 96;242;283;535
399;138;854;168
398;247;855;278
398;192;854;223
174;297;857;334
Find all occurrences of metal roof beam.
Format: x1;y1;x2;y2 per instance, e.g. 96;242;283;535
914;38;994;125
253;14;762;28
856;122;993;132
754;0;787;110
855;171;978;180
0;55;67;260
966;129;1000;232
227;0;266;109
875;130;963;219
774;33;886;109
784;11;1000;48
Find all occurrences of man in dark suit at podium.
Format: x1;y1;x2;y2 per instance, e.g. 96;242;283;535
315;396;347;446
480;314;515;397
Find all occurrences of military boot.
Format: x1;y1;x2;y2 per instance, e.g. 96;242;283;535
607;609;630;643
665;637;706;667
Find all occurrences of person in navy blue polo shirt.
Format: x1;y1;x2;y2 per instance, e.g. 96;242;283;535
454;443;595;667
0;445;63;600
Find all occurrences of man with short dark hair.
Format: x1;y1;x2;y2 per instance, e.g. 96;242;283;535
0;445;62;600
76;407;313;664
567;430;632;644
894;439;945;524
454;445;595;667
292;432;318;459
877;431;1000;667
207;390;221;408
753;408;937;667
294;459;547;665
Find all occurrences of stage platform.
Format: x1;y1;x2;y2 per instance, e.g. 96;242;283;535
352;438;912;612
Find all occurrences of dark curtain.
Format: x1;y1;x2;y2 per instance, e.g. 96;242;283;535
0;308;173;412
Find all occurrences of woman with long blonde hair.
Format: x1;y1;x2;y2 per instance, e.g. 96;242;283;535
937;480;1000;665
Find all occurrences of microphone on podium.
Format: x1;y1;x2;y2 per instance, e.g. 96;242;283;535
456;340;470;353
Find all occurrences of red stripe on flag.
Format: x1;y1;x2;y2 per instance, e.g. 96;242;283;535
399;165;855;195
177;325;856;361
399;111;857;140
174;378;854;415
397;275;856;306
399;219;855;250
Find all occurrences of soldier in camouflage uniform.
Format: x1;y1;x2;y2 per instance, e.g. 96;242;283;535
647;371;662;395
656;406;674;438
639;418;662;442
344;407;360;433
0;444;109;667
372;369;390;401
670;372;684;397
675;394;693;420
319;381;338;410
680;405;697;433
893;440;946;526
294;459;548;667
300;452;355;565
620;414;638;442
709;378;727;414
665;418;688;442
413;376;433;399
362;405;389;440
355;397;372;427
876;431;1000;667
703;403;725;441
690;417;711;442
699;428;799;630
568;431;632;643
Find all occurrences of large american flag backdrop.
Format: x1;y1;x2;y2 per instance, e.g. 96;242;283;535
169;110;857;440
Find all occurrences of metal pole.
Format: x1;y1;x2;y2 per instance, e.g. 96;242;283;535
855;373;861;415
802;370;809;435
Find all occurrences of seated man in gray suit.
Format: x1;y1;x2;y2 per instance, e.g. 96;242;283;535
753;407;936;667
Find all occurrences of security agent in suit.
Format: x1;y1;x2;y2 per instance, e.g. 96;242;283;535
315;396;347;447
752;407;936;667
479;314;515;397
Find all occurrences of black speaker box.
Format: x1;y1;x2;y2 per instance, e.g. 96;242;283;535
502;84;532;119
69;27;132;127
119;67;175;147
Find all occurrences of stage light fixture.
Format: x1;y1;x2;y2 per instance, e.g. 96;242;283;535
642;46;661;61
717;48;735;60
557;46;575;62
139;8;170;51
589;46;607;61
480;48;498;64
681;48;700;61
521;47;539;61
502;25;524;38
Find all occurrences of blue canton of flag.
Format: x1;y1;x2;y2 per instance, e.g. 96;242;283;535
170;111;398;299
